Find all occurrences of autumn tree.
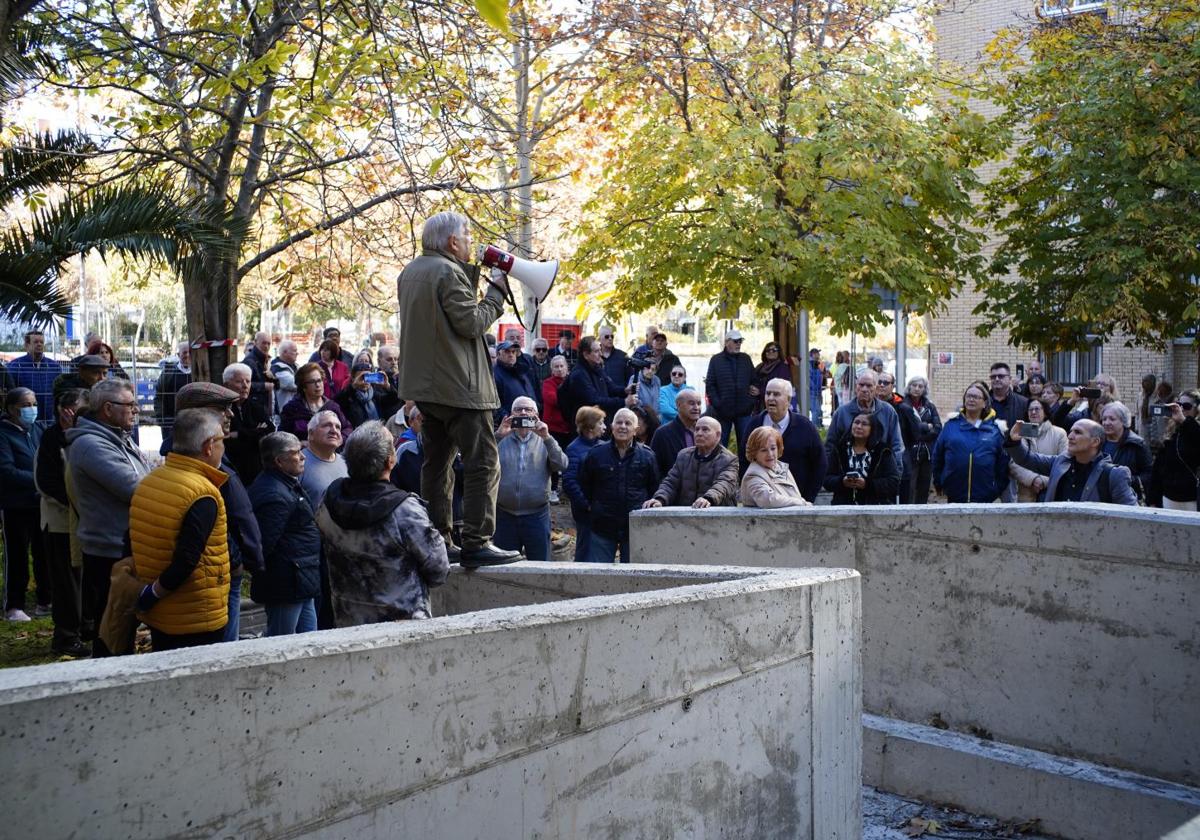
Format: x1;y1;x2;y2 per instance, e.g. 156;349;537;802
44;0;456;379
572;0;1005;357
978;0;1200;351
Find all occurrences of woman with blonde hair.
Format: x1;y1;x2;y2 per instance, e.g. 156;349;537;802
740;426;811;508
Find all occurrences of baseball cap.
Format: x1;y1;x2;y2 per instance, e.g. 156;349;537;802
496;340;518;352
77;354;109;368
176;382;239;410
725;329;744;341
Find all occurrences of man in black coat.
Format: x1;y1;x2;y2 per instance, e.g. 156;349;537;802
598;326;629;387
242;332;277;416
705;329;758;450
154;341;192;432
741;377;826;501
308;326;355;367
877;373;922;503
493;340;540;425
561;335;637;428
650;388;703;476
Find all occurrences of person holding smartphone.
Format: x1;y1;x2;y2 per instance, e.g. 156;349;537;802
1008;399;1067;501
334;362;397;429
493;397;567;562
1149;391;1200;510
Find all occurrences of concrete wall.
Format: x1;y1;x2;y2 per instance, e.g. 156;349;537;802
631;504;1200;788
0;563;861;840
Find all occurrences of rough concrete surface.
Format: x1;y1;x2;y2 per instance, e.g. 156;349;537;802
0;563;862;840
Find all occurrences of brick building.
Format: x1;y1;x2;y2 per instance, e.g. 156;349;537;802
925;0;1197;414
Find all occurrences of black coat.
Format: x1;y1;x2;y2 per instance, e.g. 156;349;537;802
220;458;265;576
822;436;901;505
705;351;756;419
242;345;275;415
602;349;629;387
577;440;660;539
742;411;827;502
649;417;693;476
226;399;272;484
562;361;627;427
334;384;395;429
1107;428;1153;499
154;362;192;428
989;391;1028;430
492;360;540;423
247;468;322;604
1150;417;1200;504
904;396;943;462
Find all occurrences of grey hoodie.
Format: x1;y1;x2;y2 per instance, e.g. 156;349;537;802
65;417;151;556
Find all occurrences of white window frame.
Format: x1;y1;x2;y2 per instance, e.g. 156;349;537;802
1044;339;1103;387
1041;0;1107;17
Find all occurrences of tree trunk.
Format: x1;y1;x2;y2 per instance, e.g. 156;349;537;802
774;282;801;392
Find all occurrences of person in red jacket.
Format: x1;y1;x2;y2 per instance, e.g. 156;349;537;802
541;355;572;503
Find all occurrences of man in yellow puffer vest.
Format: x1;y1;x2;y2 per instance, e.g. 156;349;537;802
130;409;231;651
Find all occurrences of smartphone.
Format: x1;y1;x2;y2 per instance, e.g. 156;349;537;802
511;416;537;429
363;372;386;385
1077;387;1103;399
1150;404;1171;417
1016;364;1025;379
1018;423;1041;439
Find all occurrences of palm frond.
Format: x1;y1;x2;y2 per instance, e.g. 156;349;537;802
0;22;61;105
0;131;95;208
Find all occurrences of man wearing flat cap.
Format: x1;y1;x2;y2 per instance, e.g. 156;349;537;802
52;354;109;402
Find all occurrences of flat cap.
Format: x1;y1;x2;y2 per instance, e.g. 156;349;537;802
77;354;109;368
175;382;239;410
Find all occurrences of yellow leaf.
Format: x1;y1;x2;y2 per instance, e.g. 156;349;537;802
474;0;511;34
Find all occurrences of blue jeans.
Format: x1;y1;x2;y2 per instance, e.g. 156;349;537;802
716;416;751;452
264;599;318;637
572;508;592;563
586;532;629;564
221;573;243;643
809;392;824;427
493;506;551;562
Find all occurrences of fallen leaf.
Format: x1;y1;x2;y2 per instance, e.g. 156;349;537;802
901;817;942;837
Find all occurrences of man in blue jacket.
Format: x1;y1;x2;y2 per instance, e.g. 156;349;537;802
8;329;61;423
704;329;758;449
249;432;323;636
742;378;826;501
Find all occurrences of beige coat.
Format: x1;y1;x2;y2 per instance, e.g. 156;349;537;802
1009;421;1068;501
395;249;506;410
740;461;808;508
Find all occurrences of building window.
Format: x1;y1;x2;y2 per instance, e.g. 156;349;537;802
1044;341;1102;386
1041;0;1107;17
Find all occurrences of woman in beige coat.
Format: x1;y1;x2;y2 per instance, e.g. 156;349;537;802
1009;399;1068;502
739;426;812;508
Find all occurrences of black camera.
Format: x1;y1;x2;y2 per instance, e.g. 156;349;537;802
1150;404;1171;417
628;353;656;371
511;416;537;429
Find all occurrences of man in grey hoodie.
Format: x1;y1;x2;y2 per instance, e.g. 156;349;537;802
65;379;151;656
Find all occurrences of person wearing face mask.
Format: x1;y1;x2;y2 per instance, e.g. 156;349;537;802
0;388;51;621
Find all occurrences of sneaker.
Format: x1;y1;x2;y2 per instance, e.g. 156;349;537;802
5;609;31;622
51;641;91;658
548;490;560;504
459;543;523;568
33;603;52;617
444;541;462;564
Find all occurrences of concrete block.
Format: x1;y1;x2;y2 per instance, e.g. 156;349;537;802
864;714;1200;840
0;563;861;839
631;504;1200;788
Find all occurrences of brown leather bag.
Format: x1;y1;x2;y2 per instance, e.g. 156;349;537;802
100;558;142;655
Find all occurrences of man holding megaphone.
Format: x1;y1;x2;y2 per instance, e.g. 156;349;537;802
395;211;525;569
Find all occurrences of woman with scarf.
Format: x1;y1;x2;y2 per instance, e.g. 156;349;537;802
753;342;793;413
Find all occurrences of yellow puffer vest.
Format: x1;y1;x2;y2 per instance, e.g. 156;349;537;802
131;453;230;634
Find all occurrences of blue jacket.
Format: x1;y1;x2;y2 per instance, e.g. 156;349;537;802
247;468;322;604
0;417;43;510
705;351;756;420
7;354;62;420
577;440;660;539
493;360;539;424
602;349;629;387
1004;443;1137;505
931;412;1010;503
563;435;600;521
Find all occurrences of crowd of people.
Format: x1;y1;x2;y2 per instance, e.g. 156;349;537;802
0;211;1196;658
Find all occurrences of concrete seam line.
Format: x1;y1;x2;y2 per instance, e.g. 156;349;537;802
271;649;818;840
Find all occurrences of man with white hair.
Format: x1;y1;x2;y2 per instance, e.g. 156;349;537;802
643;416;739;508
493;396;567;562
271;339;300;414
154;340;193;431
650;388;703;475
1005;418;1137;504
222;362;272;483
376;345;401;396
241;331;276;415
578;407;659;563
301;410;348;509
827;369;904;467
742;378;826;501
395;210;521;567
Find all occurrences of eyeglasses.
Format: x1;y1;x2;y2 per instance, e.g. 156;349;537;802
879;379;894;386
1181;403;1195;410
671;372;686;378
989;373;1010;380
765;347;778;353
534;348;548;353
731;338;743;343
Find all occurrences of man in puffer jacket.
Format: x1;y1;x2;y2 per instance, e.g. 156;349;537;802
643;417;738;508
316;421;450;624
248;432;322;636
578;408;660;563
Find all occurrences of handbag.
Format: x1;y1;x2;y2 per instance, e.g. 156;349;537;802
100;557;142;655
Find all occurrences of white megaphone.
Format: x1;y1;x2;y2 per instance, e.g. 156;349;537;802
478;245;558;303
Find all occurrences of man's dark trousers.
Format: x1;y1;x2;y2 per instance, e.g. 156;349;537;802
417;402;499;550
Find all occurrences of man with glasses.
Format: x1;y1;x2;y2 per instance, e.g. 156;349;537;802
988;362;1029;432
529;338;553;387
598;326;629;386
876;373;921;503
827;370;905;468
704;329;758;450
64;379;151;656
131;408;234;651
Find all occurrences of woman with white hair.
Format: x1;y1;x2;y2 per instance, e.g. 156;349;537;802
902;376;942;504
1099;401;1153;501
